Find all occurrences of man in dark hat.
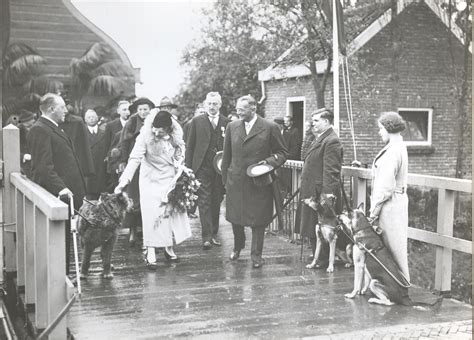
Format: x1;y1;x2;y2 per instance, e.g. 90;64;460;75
299;108;343;268
118;97;154;245
157;96;179;122
221;95;288;268
185;92;230;249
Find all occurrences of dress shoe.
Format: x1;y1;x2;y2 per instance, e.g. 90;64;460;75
164;246;178;261
188;213;198;218
210;238;221;246
252;261;262;269
229;250;240;261
202;241;212;250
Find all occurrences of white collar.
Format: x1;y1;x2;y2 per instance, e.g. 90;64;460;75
245;114;258;127
120;117;127;127
42;115;59;127
88;125;98;133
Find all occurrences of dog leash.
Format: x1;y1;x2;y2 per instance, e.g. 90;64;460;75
82;197;123;226
336;222;411;288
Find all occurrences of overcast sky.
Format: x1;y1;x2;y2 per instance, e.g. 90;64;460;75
71;0;213;105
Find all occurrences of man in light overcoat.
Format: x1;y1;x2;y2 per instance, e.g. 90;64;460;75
300;108;343;265
185;92;230;249
221;95;288;268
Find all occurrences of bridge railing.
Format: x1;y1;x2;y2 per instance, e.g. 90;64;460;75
3;125;70;339
270;160;472;293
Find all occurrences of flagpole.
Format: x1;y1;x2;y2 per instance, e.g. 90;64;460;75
333;0;340;136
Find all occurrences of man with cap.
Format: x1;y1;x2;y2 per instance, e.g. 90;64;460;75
221;95;288;268
17;109;36;177
185;92;230;250
118;97;155;245
27;93;86;274
299;108;343;268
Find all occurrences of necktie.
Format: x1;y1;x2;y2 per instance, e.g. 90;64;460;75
209;116;217;129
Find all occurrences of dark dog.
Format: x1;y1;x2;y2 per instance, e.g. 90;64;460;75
344;204;442;307
77;192;132;279
304;194;353;272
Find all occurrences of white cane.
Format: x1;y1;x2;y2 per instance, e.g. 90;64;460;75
68;194;81;296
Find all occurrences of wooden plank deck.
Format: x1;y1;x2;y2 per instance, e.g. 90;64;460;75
67;214;472;339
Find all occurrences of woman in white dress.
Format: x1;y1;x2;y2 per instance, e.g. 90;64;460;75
370;111;410;281
115;110;191;268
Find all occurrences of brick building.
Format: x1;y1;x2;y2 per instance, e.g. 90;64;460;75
258;0;471;178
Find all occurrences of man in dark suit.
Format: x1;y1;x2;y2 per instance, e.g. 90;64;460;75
299;108;343;266
282;115;302;160
28;93;86;274
84;109;108;200
186;92;230;249
221;95;288;268
104;100;130;191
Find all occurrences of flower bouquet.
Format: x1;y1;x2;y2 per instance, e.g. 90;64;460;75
161;167;200;217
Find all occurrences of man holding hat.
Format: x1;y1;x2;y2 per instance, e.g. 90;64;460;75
118;97;155;245
185;92;230;250
300;108;343;268
221;95;288;268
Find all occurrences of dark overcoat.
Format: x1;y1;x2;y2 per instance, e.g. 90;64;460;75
27;117;86;209
103;118;123;153
283;126;301;160
185;114;229;172
300;127;342;200
60;114;95;177
221;117;288;226
85;128;108;195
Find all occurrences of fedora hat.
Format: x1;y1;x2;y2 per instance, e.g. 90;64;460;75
129;97;155;114
158;96;178;109
18;109;36;123
246;163;274;187
213;151;223;174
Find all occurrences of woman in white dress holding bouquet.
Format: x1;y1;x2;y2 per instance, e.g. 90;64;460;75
115;110;196;268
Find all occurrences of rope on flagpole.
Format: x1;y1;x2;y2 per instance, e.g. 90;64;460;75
341;56;357;161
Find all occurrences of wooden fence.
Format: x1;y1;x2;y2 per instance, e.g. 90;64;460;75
270;161;472;292
3;125;71;340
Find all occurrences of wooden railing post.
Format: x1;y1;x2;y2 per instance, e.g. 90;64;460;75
434;189;455;292
2;124;20;275
35;208;49;331
24;198;36;309
16;189;25;290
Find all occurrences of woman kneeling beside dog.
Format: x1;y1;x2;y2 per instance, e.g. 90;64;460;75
115;110;192;268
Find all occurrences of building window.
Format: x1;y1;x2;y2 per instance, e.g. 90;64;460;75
398;108;432;146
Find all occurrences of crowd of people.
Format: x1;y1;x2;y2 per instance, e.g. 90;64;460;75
15;90;410;278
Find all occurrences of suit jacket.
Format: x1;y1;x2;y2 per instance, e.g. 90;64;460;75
283;126;301;160
60;114;95;177
185;113;230;173
221;116;288;226
27;116;86;209
300;127;343;201
104;118;124;153
85;128;108;195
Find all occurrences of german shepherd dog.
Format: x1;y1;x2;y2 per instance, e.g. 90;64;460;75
304;194;353;273
77;192;133;279
344;204;443;307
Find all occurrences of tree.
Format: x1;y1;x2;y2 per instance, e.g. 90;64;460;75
177;1;296;118
70;42;135;113
1;42;63;122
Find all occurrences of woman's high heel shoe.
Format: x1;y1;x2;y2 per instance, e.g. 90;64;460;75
164;246;178;261
145;247;158;269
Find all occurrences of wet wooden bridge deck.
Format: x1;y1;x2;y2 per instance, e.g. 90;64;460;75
67;216;472;339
